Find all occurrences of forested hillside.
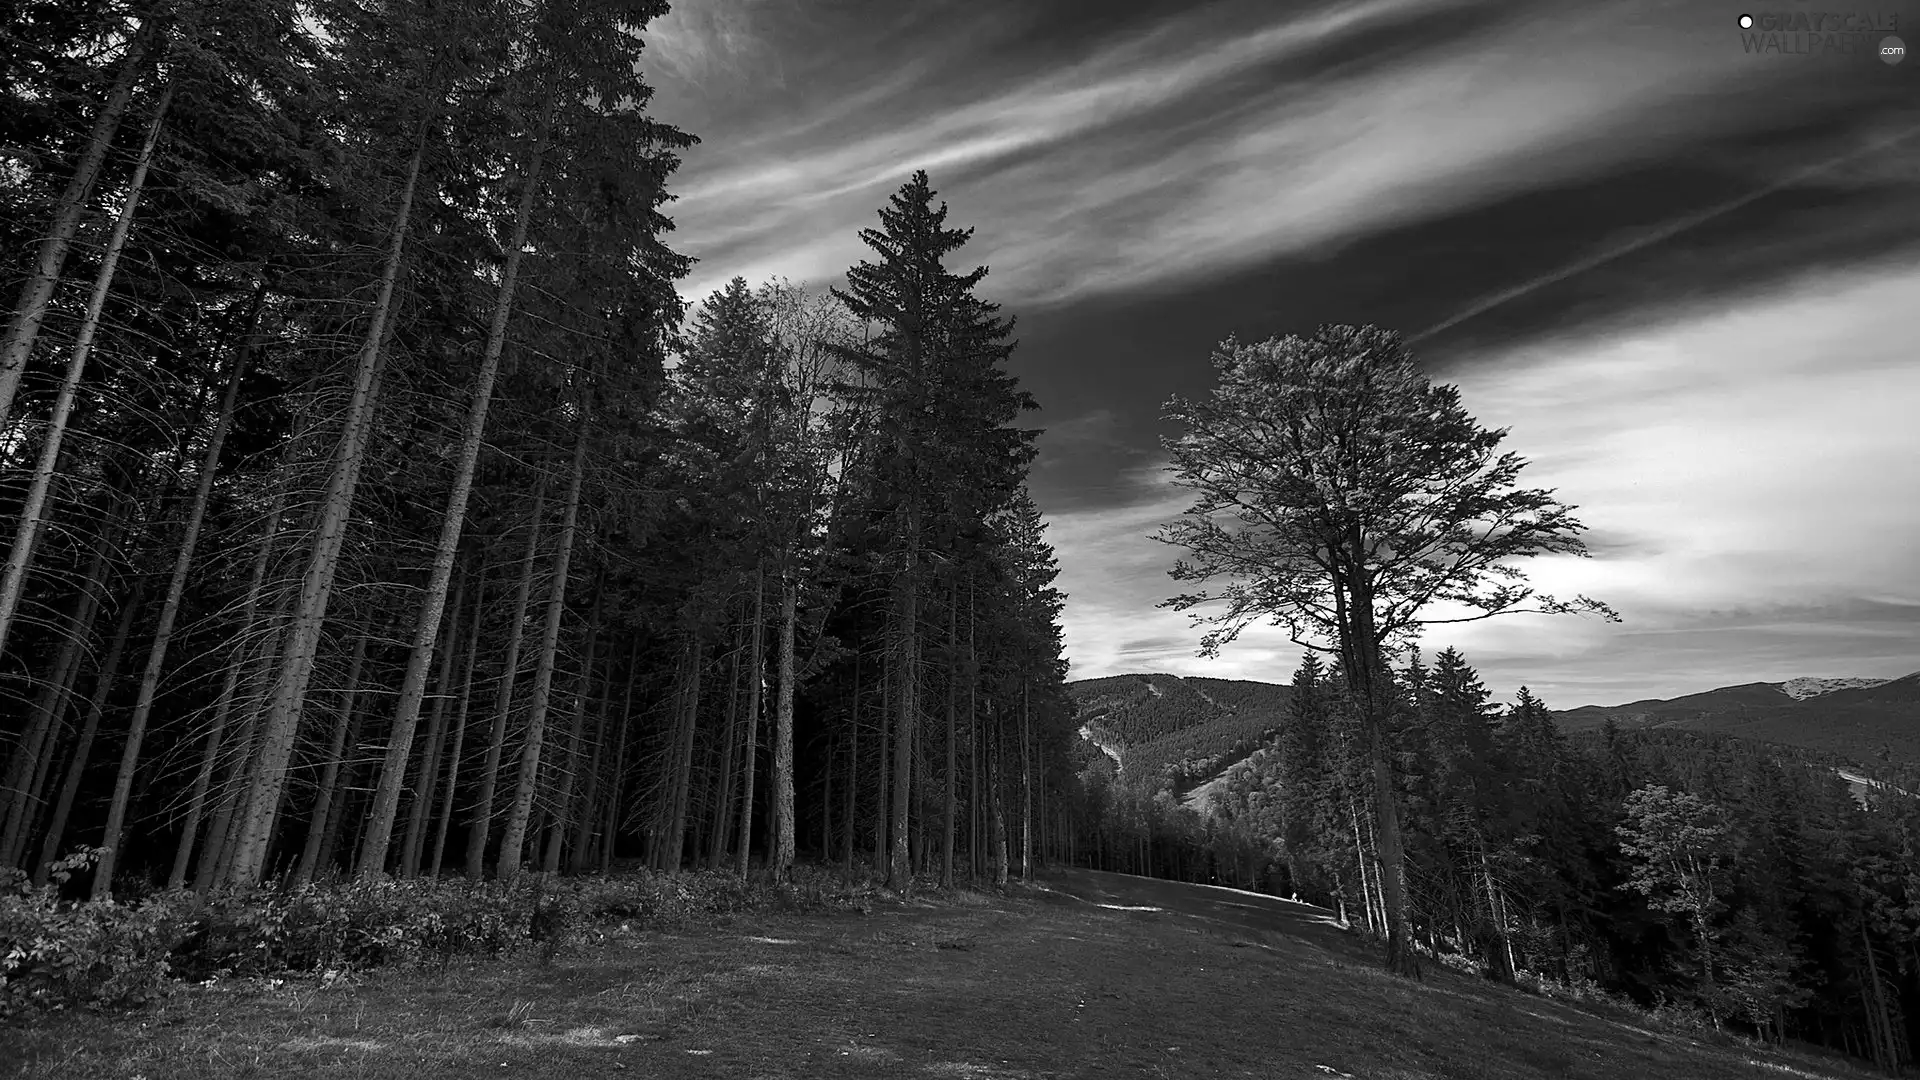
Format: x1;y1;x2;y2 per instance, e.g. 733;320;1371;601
1069;673;1227;744
1066;672;1291;792
0;0;1074;905
1073;647;1920;1071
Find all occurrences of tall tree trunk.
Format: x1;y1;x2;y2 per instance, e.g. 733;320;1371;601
1861;923;1898;1071
968;658;980;882
0;81;173;657
1350;799;1376;935
942;584;959;888
15;710;68;870
725;572;764;876
91;322;245;899
1369;812;1389;934
888;519;918;890
567;680;610;876
1480;845;1515;982
429;570;485;879
1036;745;1047;871
842;722;857;874
312;657;372;876
771;572;797;878
356;130;547;879
1336;557;1420;977
668;635;706;873
820;736;833;861
290;632;370;887
734;572;765;878
196;660;272;892
179;473;291;892
0;534;113;862
540;584;602;874
988;715;1008;887
706;630;742;869
225;138;424;889
0;21;153;431
599;641;639;873
400;567;467;878
494;412;589;879
874;649;889;872
911;705;926;875
32;588;142;882
466;483;546;877
1020;682;1032;883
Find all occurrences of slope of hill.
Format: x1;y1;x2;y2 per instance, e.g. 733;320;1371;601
1067;673;1292;792
1555;672;1920;766
9;869;1879;1080
1069;673;1232;746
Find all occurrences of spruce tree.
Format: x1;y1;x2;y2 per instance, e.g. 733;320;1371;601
828;170;1034;889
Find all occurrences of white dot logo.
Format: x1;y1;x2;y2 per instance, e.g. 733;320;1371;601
1883;35;1907;64
1739;13;1754;28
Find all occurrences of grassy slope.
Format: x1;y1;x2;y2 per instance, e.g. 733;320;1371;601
5;869;1879;1080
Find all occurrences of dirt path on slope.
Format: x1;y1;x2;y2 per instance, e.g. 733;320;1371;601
1039;867;1348;947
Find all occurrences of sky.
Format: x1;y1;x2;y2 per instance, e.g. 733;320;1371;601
639;0;1920;708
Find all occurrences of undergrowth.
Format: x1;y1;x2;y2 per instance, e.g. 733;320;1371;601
1;851;877;1022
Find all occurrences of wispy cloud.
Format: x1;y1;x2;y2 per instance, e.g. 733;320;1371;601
666;0;1472;299
642;0;775;87
665;0;1839;307
1408;122;1920;343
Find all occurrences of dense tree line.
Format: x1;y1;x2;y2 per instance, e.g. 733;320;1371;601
1067;647;1920;1073
0;1;1074;902
1213;648;1918;1070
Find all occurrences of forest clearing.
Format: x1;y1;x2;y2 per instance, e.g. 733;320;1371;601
0;867;1882;1080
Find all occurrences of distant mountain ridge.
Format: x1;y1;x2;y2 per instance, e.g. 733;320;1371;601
1554;671;1920;765
1070;669;1920;782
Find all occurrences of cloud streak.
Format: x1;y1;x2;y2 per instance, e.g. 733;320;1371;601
662;0;1857;308
1409;122;1920;343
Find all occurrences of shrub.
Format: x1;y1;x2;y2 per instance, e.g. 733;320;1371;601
1;849;192;1018
4;861;884;1021
172;877;552;979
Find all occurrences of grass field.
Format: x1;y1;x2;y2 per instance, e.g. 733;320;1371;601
1;868;1882;1079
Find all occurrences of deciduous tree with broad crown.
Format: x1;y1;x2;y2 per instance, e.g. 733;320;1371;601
1155;323;1616;977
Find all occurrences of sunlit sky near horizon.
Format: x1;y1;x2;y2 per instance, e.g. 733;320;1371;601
639;0;1920;709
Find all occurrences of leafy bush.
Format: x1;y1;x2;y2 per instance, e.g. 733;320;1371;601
4;861;881;1021
175;877;549;980
1;849;192;1018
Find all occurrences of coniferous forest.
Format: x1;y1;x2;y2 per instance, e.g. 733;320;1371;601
2;3;1916;1078
1;1;1068;919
